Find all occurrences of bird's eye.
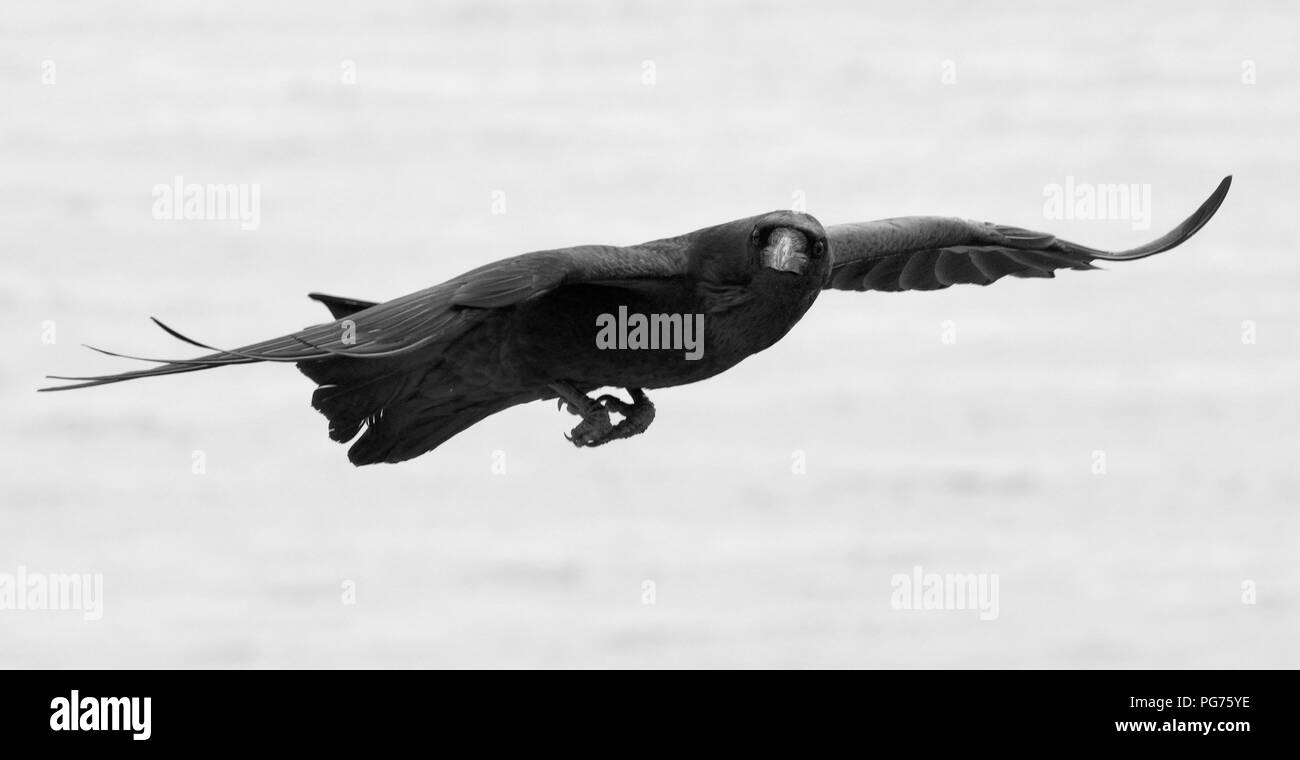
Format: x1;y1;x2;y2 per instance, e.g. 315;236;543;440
751;227;762;247
812;240;825;258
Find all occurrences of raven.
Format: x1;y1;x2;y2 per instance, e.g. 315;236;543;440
42;176;1232;465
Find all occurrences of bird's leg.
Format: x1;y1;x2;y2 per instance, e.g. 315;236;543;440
549;383;655;447
549;382;613;447
594;388;655;442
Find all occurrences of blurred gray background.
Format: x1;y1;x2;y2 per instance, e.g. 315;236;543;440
2;0;1297;667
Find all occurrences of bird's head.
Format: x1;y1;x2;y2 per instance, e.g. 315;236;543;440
686;210;829;288
749;210;828;280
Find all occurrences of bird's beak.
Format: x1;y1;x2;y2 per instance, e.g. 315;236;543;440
761;228;809;275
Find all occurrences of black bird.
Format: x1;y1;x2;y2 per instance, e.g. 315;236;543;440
42;177;1232;465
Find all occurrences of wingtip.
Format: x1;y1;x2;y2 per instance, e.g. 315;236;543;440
1189;173;1233;232
1073;174;1232;261
1214;174;1232;200
1201;175;1232;215
1215;175;1233;206
38;378;91;392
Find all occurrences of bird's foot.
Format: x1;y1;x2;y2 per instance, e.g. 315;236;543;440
594;388;655;443
550;383;655;448
565;407;614;447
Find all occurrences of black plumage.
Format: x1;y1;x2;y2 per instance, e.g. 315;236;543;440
42;177;1232;465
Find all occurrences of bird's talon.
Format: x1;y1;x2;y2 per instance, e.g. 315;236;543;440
551;383;654;448
565;410;614;447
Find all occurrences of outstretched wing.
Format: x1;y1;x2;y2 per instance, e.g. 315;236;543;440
824;176;1231;292
40;242;691;391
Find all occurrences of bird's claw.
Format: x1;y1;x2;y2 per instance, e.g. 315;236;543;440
553;386;656;448
564;408;614;447
569;389;656;447
596;390;655;442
